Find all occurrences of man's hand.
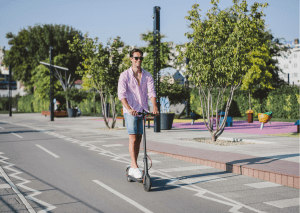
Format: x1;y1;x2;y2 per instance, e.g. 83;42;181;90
129;109;138;116
152;106;159;116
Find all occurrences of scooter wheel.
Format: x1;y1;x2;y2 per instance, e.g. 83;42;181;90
143;174;151;192
126;167;133;182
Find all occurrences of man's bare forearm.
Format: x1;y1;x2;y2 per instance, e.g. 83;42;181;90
150;97;158;109
120;98;132;111
150;97;159;115
121;98;139;116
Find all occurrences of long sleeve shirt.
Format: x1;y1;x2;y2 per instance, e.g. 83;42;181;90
118;67;156;114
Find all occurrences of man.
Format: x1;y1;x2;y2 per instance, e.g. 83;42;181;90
118;48;159;179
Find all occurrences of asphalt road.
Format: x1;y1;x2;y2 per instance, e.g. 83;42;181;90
0;116;299;213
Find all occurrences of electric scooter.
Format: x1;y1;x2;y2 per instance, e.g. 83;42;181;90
126;110;154;192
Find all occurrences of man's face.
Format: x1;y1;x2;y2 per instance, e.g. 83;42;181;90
130;52;143;67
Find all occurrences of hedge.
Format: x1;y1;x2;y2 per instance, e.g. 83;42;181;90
17;92;124;117
190;85;299;119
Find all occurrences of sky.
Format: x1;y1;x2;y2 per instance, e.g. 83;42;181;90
0;0;299;50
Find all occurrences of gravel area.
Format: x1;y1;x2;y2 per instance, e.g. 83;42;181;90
182;138;256;146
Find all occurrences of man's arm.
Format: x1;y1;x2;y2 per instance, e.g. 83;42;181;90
150;97;159;115
120;98;138;116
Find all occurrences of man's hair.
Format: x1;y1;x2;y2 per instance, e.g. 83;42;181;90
130;48;143;57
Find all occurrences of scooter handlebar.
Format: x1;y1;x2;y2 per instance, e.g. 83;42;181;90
137;112;156;116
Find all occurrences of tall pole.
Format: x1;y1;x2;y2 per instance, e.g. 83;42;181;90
153;6;161;132
9;65;12;117
50;46;54;121
185;57;190;118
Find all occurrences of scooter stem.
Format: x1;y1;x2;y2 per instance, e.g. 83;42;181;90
143;114;148;176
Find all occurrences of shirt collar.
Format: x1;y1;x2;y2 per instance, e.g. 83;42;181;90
130;66;144;75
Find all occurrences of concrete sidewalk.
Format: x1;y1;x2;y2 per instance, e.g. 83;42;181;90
1;113;299;189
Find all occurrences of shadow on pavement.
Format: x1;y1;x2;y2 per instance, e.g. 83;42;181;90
0;130;47;135
151;171;238;192
1;166;105;213
226;153;300;167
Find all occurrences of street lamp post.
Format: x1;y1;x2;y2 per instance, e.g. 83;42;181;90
49;46;54;121
9;65;12;117
185;57;190;118
153;6;161;132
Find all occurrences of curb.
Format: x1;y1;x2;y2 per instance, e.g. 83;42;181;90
147;149;300;189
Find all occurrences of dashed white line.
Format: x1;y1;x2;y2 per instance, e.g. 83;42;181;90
35;144;60;158
93;180;153;213
264;198;300;208
103;144;124;147
11;133;23;138
245;182;282;189
182;175;228;184
159;165;212;172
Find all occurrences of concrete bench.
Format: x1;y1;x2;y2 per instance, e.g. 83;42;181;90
41;111;68;117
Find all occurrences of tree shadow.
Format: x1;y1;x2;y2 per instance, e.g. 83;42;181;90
0;130;47;135
226;153;300;167
150;171;237;192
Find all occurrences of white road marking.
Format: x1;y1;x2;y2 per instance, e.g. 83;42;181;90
33;126;266;213
0;127;4;129
103;144;124;147
11;133;23;138
159;165;212;172
245;182;282;189
36;144;60;158
137;160;161;164
0;183;11;189
118;153;131;157
264;198;300;208
84;141;106;143
0;166;36;213
182;175;227;184
93;180;153;213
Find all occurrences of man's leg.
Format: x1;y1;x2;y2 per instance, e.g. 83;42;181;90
129;134;142;168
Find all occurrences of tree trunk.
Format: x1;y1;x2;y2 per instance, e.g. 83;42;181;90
211;133;216;142
93;91;96;114
249;90;251;110
99;91;117;129
198;84;239;142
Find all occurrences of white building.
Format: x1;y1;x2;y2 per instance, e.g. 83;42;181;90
0;46;27;97
273;39;300;86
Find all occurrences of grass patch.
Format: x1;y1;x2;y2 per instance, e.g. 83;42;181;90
232;117;297;122
0;111;29;114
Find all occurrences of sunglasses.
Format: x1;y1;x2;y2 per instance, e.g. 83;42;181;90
132;57;143;61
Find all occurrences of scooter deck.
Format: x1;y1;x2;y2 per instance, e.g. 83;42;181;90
127;175;143;183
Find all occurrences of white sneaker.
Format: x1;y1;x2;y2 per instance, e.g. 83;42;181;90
129;168;143;179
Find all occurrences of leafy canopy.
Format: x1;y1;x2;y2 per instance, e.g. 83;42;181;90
180;0;269;88
4;24;83;91
68;34;128;96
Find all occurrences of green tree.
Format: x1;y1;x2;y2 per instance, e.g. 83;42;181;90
68;34;128;128
3;24;83;92
31;64;62;99
179;0;268;141
240;30;289;110
160;75;189;106
140;31;175;98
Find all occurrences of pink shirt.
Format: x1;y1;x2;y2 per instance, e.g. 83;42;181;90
118;67;156;114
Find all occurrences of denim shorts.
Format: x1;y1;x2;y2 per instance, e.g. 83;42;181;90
124;113;143;135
